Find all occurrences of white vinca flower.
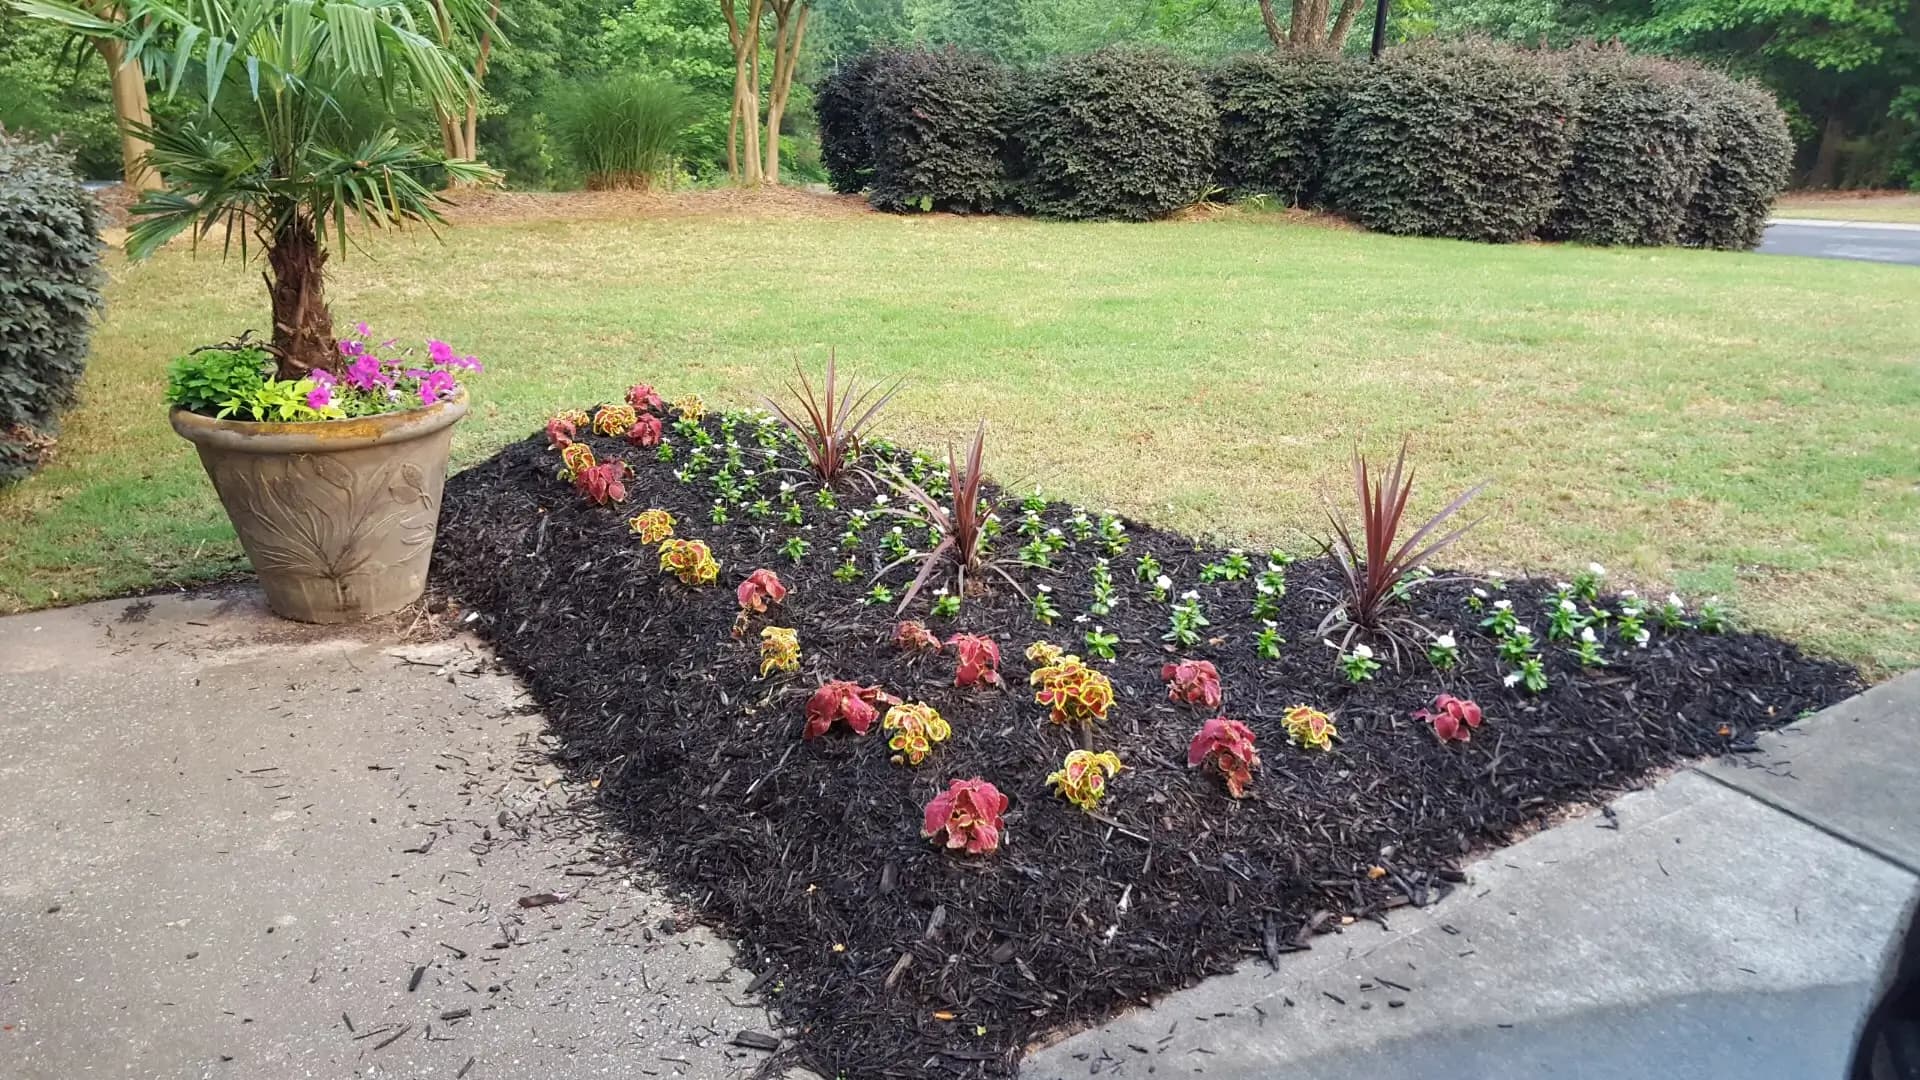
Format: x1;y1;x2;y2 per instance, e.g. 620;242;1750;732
1037;583;1052;594
1514;625;1533;637
1633;628;1650;647
1589;562;1607;577
1494;599;1513;611
1503;672;1523;687
1580;626;1598;643
1555;581;1571;592
1472;587;1489;598
1435;633;1456;649
874;494;889;505
1180;590;1200;601
1352;644;1374;659
1559;599;1577;613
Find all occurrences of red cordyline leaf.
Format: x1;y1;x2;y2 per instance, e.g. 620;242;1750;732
922;777;1008;855
1415;694;1483;743
1161;659;1223;710
878;420;1020;613
758;352;901;484
545;417;576;450
803;681;900;739
1187;717;1261;798
627;383;665;413
948;633;1002;688
1324;439;1485;643
627;413;663;447
737;569;788;613
892;620;942;653
574;461;628;505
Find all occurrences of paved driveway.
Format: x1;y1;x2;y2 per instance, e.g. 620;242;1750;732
1761;219;1920;265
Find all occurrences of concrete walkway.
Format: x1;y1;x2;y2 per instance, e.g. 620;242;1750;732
4;588;1916;1079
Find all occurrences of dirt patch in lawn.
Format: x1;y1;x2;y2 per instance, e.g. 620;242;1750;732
431;411;1860;1078
440;185;874;226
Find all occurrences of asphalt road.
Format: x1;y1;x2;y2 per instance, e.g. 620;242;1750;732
1761;219;1920;265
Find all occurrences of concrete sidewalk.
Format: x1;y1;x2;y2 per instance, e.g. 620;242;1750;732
3;587;1915;1079
1026;674;1920;1079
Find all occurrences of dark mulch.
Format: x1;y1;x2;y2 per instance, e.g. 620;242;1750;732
432;414;1860;1078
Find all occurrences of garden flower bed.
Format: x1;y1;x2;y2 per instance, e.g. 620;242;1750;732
432;393;1858;1078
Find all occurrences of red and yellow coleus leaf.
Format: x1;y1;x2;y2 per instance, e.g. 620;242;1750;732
1024;640;1065;667
573;460;629;505
1414;694;1483;743
882;702;950;766
627;383;665;413
1030;656;1115;726
1161;658;1223;710
738;569;788;613
545;416;577;450
1283;705;1337;752
627;413;664;447
593;403;639;437
947;634;1002;688
1047;749;1123;812
922;777;1008;855
658;538;720;586
628;508;676;545
1187;716;1260;798
674;394;705;421
803;680;901;739
893;620;942;653
759;626;800;677
558;441;596;481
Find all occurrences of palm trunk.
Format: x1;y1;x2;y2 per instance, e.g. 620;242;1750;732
266;218;336;380
94;37;160;190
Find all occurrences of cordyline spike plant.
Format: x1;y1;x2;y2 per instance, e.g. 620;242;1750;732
922;777;1008;855
876;420;1021;613
758;353;901;485
1321;438;1485;660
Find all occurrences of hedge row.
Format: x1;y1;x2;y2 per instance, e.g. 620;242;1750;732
815;41;1790;249
0;131;104;486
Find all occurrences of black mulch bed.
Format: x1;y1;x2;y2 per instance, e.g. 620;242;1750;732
432;413;1861;1078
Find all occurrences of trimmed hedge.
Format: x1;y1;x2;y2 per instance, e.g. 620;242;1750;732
1323;41;1574;243
1211;51;1354;204
1009;46;1219;221
0;131;104;486
816;50;885;195
1543;48;1712;246
865;47;1013;213
1680;70;1793;251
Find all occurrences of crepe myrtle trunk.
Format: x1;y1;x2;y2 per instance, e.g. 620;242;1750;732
265;217;337;381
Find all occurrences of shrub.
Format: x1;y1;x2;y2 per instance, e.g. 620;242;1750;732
1010;46;1219;221
1323;41;1573;242
0;131;103;485
864;47;1014;213
1542;48;1712;247
1679;71;1793;251
815;49;887;195
1209;51;1353;204
546;75;700;190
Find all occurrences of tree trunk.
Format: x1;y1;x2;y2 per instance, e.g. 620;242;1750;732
93;37;160;190
763;1;808;183
1257;0;1286;48
1327;0;1364;49
721;0;765;185
1806;108;1845;188
266;218;337;380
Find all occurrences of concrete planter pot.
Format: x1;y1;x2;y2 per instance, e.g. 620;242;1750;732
170;390;468;623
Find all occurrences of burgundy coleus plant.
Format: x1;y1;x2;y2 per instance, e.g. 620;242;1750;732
948;633;1002;688
573;460;629;506
627;413;663;448
1161;658;1223;710
803;680;901;739
737;569;788;613
893;620;941;653
922;777;1008;855
1187;717;1261;798
1415;694;1483;743
627;383;665;413
545;416;576;450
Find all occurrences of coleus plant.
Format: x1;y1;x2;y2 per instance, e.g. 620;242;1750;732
1030;656;1115;727
759;353;900;484
1024;640;1065;667
737;568;788;614
759;626;800;677
674;394;705;421
628;508;676;545
593;403;638;437
922;777;1008;855
558;441;596;482
948;633;1002;688
1284;705;1338;752
628;413;664;448
882;702;950;766
803;680;900;739
1187;717;1261;798
574;460;629;506
658;538;720;585
1047;749;1123;812
627;383;665;413
892;620;942;654
545;416;578;450
1416;694;1483;743
1161;659;1223;710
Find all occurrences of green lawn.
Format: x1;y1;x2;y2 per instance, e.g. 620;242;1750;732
5;200;1918;674
1774;192;1920;224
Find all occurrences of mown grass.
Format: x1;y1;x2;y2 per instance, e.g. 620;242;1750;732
4;202;1917;674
